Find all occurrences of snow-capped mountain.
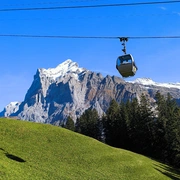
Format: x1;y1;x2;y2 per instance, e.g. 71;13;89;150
1;59;180;124
39;59;87;81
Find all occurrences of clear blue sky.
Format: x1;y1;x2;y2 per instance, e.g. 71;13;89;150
1;0;180;110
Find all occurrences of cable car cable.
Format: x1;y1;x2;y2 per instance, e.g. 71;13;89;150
0;34;117;39
0;0;104;7
1;34;180;39
0;0;180;12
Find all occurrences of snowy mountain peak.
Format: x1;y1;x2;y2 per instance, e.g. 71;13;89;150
0;101;21;117
132;78;155;85
6;101;20;108
38;59;87;80
129;78;180;89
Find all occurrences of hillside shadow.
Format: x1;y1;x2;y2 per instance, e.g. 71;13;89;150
5;153;26;163
0;148;5;151
154;163;180;180
0;147;26;163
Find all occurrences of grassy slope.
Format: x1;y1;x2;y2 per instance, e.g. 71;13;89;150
0;118;179;180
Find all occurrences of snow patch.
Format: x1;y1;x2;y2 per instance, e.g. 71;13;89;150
129;78;180;89
39;59;87;81
6;101;20;108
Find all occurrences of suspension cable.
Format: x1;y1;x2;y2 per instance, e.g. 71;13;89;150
0;1;180;11
0;34;180;39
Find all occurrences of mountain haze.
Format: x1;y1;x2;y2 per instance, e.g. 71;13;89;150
1;59;180;124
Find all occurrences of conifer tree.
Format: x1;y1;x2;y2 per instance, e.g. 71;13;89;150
164;93;180;166
154;92;180;167
124;98;140;151
64;116;75;131
75;108;100;140
119;101;131;149
153;91;168;159
138;94;155;155
103;99;120;147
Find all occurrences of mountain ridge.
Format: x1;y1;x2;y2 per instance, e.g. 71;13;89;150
1;59;180;124
129;78;180;89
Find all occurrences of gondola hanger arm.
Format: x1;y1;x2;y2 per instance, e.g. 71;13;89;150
119;37;128;54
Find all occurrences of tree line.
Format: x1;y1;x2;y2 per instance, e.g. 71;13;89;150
64;92;180;168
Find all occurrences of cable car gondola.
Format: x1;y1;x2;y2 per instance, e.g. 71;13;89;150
116;54;137;78
116;38;138;78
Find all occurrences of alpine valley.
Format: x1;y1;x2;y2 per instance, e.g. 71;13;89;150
1;59;180;124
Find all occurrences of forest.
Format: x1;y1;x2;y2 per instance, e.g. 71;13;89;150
64;92;180;168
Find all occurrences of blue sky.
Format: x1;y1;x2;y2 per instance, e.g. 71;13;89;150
1;0;180;110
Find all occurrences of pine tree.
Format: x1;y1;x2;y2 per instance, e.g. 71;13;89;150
75;117;81;133
153;91;168;159
154;92;180;167
75;108;100;140
125;98;140;151
124;94;155;155
119;101;131;149
103;99;119;146
64;116;75;131
164;93;180;166
138;93;155;155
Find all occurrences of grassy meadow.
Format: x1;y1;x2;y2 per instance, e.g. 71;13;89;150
0;118;179;180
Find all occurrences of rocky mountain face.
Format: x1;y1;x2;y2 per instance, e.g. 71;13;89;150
1;59;180;124
0;102;21;117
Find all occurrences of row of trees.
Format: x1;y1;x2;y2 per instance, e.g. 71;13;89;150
64;92;180;168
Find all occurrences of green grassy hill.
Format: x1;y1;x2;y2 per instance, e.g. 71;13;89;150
0;118;179;180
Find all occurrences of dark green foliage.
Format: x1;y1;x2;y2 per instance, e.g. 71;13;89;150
153;91;168;159
76;92;180;168
135;94;155;155
102;99;121;147
123;98;140;150
64;116;75;131
103;96;155;155
75;108;101;140
154;92;180;167
104;93;180;168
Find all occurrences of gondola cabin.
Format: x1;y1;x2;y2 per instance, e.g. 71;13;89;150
116;54;137;78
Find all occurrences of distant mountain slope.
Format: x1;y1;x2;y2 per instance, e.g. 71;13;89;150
1;59;180;124
0;118;179;180
0;102;20;117
129;78;180;89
